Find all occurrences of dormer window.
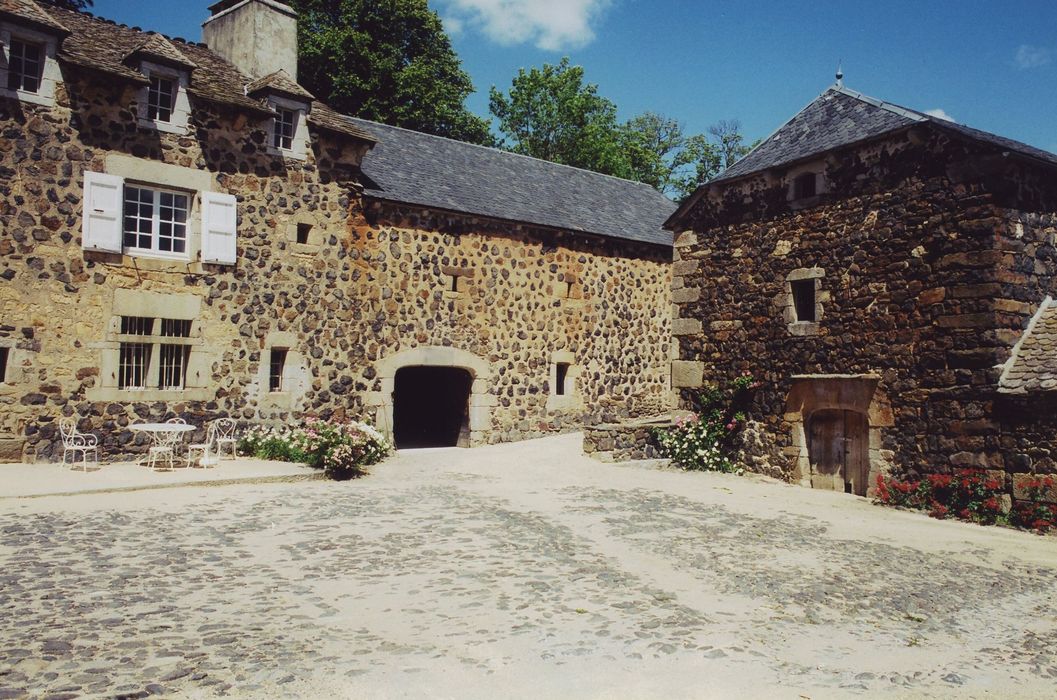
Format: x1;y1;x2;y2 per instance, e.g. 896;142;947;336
135;61;191;134
273;107;296;150
6;39;42;93
147;75;176;123
793;172;817;199
0;24;60;107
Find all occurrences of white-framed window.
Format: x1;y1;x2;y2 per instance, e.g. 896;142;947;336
123;185;190;258
6;38;42;93
267;96;309;160
273;107;295;150
135;61;191;134
0;24;60;107
82;169;238;266
147;75;176;123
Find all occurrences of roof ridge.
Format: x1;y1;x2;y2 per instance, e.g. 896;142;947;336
345;115;672;197
830;85;928;124
41;3;204;47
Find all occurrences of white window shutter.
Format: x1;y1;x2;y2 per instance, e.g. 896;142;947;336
81;171;124;253
201;192;238;265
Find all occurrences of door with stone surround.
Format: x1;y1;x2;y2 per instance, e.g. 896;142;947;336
808;409;869;496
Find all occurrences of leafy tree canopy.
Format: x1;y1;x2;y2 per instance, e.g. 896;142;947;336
490;58;755;200
290;0;492;145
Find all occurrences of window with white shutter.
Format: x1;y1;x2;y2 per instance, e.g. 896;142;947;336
81;171;125;253
201;192;238;265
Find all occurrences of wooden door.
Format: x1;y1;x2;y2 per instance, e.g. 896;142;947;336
808;410;869;496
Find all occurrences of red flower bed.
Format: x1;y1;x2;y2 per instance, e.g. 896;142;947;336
874;470;1056;532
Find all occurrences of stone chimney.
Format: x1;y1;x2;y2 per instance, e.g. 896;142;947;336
202;0;298;81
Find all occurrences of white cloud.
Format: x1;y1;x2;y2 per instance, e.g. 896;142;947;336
924;108;955;123
1015;44;1052;69
442;14;465;37
436;0;613;51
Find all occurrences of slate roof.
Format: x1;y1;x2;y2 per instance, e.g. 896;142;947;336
18;2;374;143
1000;298;1057;394
123;33;198;71
667;84;1057;229
348;117;676;247
714;85;1057;184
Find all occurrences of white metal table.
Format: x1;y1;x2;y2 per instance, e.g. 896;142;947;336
130;423;196;470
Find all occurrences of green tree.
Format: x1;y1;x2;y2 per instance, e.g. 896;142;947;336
620;115;755;200
38;0;93;9
291;0;492;145
489;57;631;177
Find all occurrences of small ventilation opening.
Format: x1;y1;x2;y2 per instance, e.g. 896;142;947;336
269;348;288;392
794;172;817;199
296;223;312;245
791;279;816;322
555;362;570;396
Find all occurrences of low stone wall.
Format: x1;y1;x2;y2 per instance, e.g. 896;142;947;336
582;415;673;463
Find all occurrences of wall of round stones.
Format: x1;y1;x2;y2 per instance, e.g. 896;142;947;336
672;129;1057;485
0;72;673;462
356;202;673;444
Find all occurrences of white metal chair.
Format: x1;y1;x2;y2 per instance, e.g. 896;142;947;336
212;418;238;461
147;417;186;472
59;418;99;471
186;421;220;468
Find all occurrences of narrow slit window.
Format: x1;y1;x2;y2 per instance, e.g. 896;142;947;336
269;348;288;392
793;172;817;199
296;223;312;245
0;347;9;383
791;279;816;322
555;362;570;396
118;342;151;389
147;75;175;123
450;275;459;292
273;108;296;150
7;40;43;93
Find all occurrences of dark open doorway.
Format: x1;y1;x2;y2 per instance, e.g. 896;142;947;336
393;366;473;449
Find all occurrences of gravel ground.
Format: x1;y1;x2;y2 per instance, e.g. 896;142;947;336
1;433;1056;699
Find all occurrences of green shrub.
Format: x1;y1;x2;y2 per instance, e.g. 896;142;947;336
238;419;392;480
652;373;759;472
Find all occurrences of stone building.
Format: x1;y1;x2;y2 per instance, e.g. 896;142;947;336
665;84;1057;501
0;0;675;462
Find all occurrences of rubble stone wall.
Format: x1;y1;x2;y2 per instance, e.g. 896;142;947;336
672;127;1057;496
0;70;672;462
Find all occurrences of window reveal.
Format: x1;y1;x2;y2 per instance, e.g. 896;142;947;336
791;279;817;322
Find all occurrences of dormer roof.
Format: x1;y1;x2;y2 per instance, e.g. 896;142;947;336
246;69;314;102
0;0;69;35
123;32;198;71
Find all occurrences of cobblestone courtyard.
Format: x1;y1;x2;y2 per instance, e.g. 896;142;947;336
2;434;1057;699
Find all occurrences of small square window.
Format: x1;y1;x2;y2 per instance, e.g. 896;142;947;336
274;108;296;150
7;39;43;94
793;172;817;199
296;223;312;245
791;279;816;322
555;362;570;396
0;347;9;383
147;75;175;123
269;348;288;392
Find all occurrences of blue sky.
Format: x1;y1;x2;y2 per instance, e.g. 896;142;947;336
91;0;1057;153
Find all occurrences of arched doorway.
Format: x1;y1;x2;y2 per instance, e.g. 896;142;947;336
367;346;495;448
393;366;473;448
807;409;870;496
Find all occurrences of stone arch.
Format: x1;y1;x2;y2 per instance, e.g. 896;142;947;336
785;374;895;496
367;346;496;447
